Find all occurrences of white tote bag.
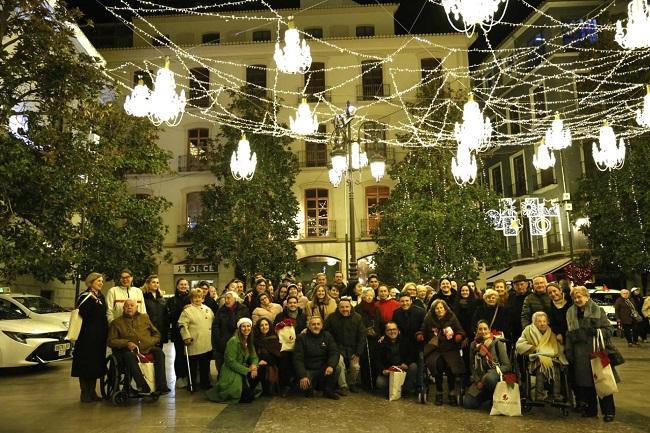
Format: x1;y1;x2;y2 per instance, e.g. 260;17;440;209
388;368;407;401
139;361;156;392
591;330;618;398
65;293;94;342
490;366;522;416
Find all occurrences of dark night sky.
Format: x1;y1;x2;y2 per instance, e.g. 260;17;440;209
67;0;543;64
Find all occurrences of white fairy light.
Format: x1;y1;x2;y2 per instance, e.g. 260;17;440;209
274;16;312;74
451;142;477;185
148;57;186;127
123;77;151;118
532;140;556;170
454;93;492;153
615;0;650;49
441;0;508;36
289;98;318;135
230;134;257;181
592;122;626;171
545;112;571;150
637;85;650;127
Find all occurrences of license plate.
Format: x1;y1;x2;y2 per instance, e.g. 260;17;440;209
54;343;70;356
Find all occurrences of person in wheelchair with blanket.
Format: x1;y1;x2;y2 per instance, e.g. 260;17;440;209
107;299;171;395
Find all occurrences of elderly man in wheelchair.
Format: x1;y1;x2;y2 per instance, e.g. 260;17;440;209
107;299;170;396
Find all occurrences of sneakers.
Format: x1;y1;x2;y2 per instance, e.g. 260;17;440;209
175;377;188;389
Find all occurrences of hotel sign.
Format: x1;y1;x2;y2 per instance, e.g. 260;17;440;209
174;264;217;274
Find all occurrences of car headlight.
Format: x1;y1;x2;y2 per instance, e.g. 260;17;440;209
2;331;29;343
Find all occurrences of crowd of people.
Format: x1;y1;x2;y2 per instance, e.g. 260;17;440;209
70;268;642;423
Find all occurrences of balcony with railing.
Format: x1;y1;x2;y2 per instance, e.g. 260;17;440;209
361;217;381;238
298;220;336;240
178;155;209;172
297;149;329;168
357;84;390;101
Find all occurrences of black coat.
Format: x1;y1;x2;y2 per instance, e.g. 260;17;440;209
143;291;169;343
433;291;457;308
273;308;307;334
354;302;383;340
420;310;466;375
71;290;108;379
376;336;412;372
391;307;425;363
212;303;250;356
293;330;339;377
549;299;572;340
167;292;190;343
471;302;511;338
324;311;366;359
506;291;529;341
453;297;479;340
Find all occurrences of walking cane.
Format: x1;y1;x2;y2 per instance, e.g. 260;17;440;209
366;336;374;391
184;344;194;392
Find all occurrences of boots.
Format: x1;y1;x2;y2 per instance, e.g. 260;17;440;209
79;378;101;403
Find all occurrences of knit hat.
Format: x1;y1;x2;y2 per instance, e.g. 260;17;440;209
237;317;253;328
512;274;528;283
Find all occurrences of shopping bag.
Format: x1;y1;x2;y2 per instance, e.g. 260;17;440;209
138;357;156;393
490;366;521;416
65;294;94;342
388;367;407;401
591;332;618;398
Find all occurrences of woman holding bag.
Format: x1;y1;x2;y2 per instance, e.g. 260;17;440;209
71;272;108;403
565;286;618;422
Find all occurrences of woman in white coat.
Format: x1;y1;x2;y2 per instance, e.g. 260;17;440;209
179;288;215;391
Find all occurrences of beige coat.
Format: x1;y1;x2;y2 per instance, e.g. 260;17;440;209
252;303;283;325
306;298;338;321
178;304;214;356
643;296;650;318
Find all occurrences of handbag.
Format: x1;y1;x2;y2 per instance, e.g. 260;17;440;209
596;329;625;367
490;365;522;417
627;300;643;323
388;367;407;401
65;293;94;342
590;330;618;398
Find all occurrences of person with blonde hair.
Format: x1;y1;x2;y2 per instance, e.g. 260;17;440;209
306;284;337;321
178;288;215;391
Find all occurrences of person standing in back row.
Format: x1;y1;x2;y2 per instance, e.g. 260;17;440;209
105;268;147;323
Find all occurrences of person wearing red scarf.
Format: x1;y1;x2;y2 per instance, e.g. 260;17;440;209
375;285;400;324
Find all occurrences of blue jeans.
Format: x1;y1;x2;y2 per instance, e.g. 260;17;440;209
375;362;418;394
462;370;500;409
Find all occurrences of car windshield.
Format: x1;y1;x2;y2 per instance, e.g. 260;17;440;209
13;296;66;314
0;303;28;320
591;293;620;306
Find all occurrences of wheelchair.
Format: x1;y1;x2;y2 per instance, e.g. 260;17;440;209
417;349;465;406
100;352;160;406
516;354;573;417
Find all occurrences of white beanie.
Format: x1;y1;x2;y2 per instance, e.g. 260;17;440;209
237;317;252;328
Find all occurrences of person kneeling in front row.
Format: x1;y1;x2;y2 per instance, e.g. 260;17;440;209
107;299;170;395
293;316;341;400
375;321;418;397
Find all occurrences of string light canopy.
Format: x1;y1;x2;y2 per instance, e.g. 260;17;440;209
123;76;151;117
592;121;626;171
274;16;312;74
441;0;509;36
532;139;556;170
147;57;186;126
455;93;492;153
451;142;477;185
545;112;571;150
230;134;257;181
637;85;650;127
289;98;318;135
615;0;650;49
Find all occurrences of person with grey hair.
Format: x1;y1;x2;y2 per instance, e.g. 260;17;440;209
325;297;365;394
516;311;568;402
521;275;552;328
614;288;642;346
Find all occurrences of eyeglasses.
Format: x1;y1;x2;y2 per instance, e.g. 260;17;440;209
386;328;398;332
120;275;132;279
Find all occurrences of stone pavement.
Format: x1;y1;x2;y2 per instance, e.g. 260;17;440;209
0;341;648;433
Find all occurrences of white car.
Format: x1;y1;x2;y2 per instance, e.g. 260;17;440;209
589;288;621;327
0;290;70;329
0;299;72;368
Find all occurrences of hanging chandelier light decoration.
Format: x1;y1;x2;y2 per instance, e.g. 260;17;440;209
290;98;319;135
545;112;571;150
532;139;556;170
147;57;186;127
441;0;509;36
615;0;650;49
592;121;626;171
230;134;257;181
274;16;312;74
451;142;477;185
454;93;492;153
637;85;650;127
123;76;151;118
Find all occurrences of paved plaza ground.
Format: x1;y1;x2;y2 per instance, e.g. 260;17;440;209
1;341;648;433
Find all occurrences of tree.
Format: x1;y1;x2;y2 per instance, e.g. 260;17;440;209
373;80;510;284
0;1;171;284
188;90;299;283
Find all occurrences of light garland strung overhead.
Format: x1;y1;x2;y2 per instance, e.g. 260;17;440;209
532;139;556;170
289;98;319;135
441;0;509;36
545;112;571;150
147;57;186;127
230;134;257;181
451;142;477;185
454;93;492;153
592;121;626;171
615;0;650;49
637;85;650;127
274;16;312;74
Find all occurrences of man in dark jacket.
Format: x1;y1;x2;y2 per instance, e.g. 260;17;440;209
198;280;219;314
294;316;340;399
212;291;250;371
324;298;366;394
506;273;530;341
391;292;425;364
375;321;418;395
521;275;552;328
167;278;190;388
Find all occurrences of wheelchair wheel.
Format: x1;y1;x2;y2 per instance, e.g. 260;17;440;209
100;355;119;400
112;390;128;406
522;401;533;414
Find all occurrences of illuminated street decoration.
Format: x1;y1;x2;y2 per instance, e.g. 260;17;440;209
521;197;560;236
487;198;521;237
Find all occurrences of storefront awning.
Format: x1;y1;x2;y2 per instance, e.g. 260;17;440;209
486;257;572;284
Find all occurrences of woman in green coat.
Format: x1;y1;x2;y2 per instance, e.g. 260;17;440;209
207;317;262;403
